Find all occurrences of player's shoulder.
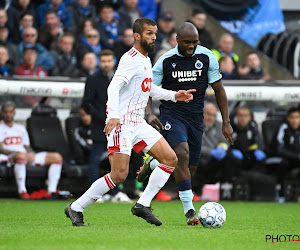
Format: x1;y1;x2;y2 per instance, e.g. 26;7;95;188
194;45;216;57
13;122;26;130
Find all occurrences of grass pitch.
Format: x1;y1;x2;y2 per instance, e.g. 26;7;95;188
0;200;299;250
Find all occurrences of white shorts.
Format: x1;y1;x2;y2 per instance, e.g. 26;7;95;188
0;154;9;163
107;121;163;156
32;152;47;166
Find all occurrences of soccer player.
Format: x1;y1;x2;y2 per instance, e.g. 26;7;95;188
65;17;196;227
0;101;63;199
138;22;234;225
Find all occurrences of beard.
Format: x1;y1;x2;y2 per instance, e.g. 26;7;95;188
141;37;155;53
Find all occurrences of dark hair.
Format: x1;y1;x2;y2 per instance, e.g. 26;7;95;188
99;49;114;58
236;105;251;114
1;101;16;111
133;17;156;35
219;55;234;64
45;9;58;17
247;51;258;57
192;9;205;17
287;107;300;116
100;3;113;12
58;32;74;42
20;11;34;20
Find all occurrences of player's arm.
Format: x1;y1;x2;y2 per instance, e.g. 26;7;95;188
0;142;16;155
208;51;234;145
211;81;234;145
103;78;125;136
145;97;164;131
24;145;34;153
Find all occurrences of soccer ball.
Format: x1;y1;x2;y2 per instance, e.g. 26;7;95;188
198;202;226;228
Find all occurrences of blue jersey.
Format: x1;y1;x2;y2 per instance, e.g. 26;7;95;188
153;45;222;116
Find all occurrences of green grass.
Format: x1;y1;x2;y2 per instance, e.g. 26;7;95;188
0;200;300;250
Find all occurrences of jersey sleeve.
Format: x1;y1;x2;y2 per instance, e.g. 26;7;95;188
152;56;164;86
208;52;222;84
22;127;30;146
113;55;138;84
0;129;3;143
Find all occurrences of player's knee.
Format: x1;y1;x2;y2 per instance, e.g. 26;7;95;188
53;152;63;164
14;152;27;164
161;151;178;168
110;169;128;184
176;147;189;165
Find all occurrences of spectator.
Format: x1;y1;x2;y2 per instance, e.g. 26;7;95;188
219;56;239;80
7;0;35;41
51;33;80;77
77;28;101;64
81;49;114;184
15;45;47;106
153;31;177;63
68;0;96;30
0;46;14;76
212;33;239;63
188;10;214;49
0;26;19;67
156;11;176;50
137;0;158;21
0;101;63;199
11;11;35;44
17;27;54;71
76;17;96;39
114;28;133;61
273;107;300;198
118;0;142;27
192;102;228;194
238;51;271;81
0;9;8;28
79;51;98;77
95;4;120;49
15;45;47;76
38;10;69;50
36;0;73;29
225;106;266;180
72;107;92;164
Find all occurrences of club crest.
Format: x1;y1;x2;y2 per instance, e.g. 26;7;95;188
165;122;171;130
195;60;203;69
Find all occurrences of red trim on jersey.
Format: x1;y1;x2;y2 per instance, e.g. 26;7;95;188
131;51;137;57
158;163;175;174
108;146;120;155
133;140;147;154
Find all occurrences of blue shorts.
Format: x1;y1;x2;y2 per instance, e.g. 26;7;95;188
159;111;204;166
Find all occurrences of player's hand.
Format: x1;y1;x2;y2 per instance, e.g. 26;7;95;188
175;89;196;103
104;118;120;136
147;114;164;131
222;121;234;145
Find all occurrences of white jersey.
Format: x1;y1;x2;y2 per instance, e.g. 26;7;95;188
107;47;153;126
0;121;29;153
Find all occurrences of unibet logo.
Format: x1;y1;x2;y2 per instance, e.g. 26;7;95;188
141;78;152;92
172;70;202;82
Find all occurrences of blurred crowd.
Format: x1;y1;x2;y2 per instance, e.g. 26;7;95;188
0;0;270;81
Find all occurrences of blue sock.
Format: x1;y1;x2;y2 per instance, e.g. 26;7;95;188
177;180;194;214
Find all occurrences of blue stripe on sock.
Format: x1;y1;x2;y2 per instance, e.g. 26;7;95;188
177;179;192;191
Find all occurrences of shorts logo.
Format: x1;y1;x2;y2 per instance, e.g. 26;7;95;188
164;122;171;130
122;137;128;148
141;78;152;92
195;60;203;69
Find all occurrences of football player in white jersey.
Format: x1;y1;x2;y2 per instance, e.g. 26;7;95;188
0;101;63;199
65;17;196;226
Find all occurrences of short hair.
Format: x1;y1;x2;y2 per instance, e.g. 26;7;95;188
236;105;251;115
191;9;206;17
99;49;114;58
23;27;37;36
219;33;233;43
58;32;74;43
287;107;300;116
1;101;16;111
247;51;258;57
100;3;113;12
20;11;34;20
0;45;8;55
45;9;58;17
133;17;156;35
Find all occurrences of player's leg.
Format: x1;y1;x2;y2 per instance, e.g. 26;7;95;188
131;123;177;226
44;152;63;194
66;126;132;226
12;152;28;199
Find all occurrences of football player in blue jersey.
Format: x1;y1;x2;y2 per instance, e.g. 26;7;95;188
138;22;234;225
